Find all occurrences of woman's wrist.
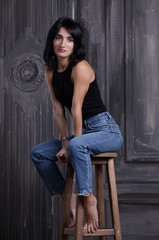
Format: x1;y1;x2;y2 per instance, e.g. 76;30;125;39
59;136;69;149
59;136;69;141
62;141;68;149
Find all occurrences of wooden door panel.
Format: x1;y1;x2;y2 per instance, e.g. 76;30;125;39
125;0;159;162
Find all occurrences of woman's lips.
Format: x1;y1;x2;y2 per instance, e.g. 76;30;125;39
58;49;66;53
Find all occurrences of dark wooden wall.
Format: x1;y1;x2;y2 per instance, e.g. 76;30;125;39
1;0;159;240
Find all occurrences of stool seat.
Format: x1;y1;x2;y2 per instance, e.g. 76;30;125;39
92;152;117;158
60;152;122;240
91;152;117;164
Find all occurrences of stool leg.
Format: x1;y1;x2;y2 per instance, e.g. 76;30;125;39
75;196;84;240
95;165;106;240
107;158;122;240
60;163;74;240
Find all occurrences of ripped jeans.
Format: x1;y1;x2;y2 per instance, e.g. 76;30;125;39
30;112;123;196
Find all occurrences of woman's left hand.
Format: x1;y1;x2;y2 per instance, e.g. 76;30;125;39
56;148;70;163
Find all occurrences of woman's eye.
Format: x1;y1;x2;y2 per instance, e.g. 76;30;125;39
68;38;74;42
55;35;61;40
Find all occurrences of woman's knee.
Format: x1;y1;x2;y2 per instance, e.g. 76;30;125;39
67;138;79;156
30;145;41;162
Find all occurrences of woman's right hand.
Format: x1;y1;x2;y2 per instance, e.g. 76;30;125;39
56;148;69;163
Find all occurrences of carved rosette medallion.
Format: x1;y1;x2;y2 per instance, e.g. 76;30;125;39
10;53;45;92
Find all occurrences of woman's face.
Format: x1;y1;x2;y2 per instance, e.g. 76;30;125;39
53;27;74;59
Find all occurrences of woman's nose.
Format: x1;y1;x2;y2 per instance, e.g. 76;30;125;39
60;38;66;46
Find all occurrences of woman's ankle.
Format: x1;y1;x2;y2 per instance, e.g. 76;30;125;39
84;192;93;200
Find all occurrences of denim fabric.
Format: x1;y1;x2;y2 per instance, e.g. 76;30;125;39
30;112;123;196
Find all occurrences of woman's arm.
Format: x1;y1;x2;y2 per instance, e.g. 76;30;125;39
45;68;69;161
71;60;95;137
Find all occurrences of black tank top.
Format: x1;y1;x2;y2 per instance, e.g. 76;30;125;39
52;65;106;120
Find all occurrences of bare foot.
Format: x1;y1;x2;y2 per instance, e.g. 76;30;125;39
83;193;99;233
68;193;76;227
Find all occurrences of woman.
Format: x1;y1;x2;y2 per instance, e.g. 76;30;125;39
30;17;123;233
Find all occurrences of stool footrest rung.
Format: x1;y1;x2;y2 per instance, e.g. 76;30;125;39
64;227;115;236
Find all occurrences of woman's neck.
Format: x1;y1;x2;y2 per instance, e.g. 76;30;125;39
57;57;70;72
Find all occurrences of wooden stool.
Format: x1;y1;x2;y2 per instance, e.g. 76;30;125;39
60;152;122;240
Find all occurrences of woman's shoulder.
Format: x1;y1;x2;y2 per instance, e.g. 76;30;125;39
72;60;95;83
72;60;94;75
73;60;92;70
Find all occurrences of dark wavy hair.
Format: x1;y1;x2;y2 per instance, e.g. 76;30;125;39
43;17;86;70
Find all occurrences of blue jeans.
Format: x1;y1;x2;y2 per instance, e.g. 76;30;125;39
30;112;123;196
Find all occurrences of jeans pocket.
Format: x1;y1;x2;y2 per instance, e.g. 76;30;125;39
88;118;109;130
